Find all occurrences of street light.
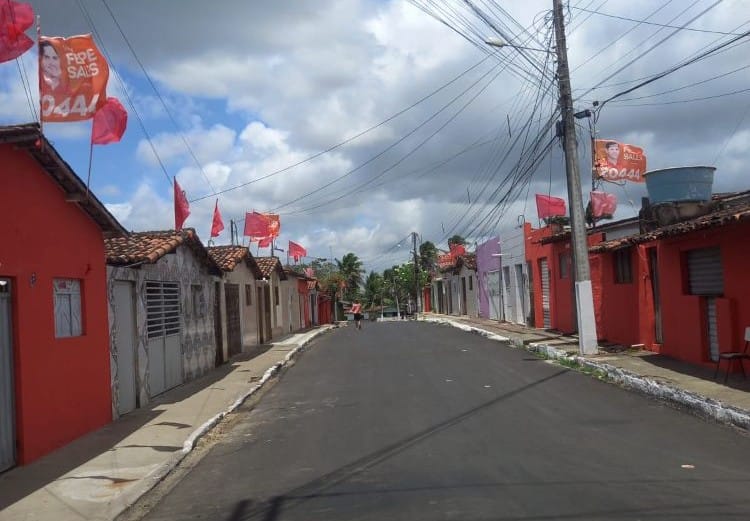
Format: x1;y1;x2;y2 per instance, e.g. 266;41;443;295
485;0;598;356
484;37;551;54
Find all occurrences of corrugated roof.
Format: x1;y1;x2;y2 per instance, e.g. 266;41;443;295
0;123;125;236
105;228;220;274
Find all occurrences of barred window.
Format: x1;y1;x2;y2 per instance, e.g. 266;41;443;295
146;281;181;339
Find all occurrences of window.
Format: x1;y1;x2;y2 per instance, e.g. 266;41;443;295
146;281;180;339
191;284;206;317
468;276;473;291
245;284;253;306
54;279;82;338
614;248;633;284
274;285;279;306
559;252;570;279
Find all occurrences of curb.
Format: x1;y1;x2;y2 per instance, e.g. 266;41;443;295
114;325;333;521
430;317;750;432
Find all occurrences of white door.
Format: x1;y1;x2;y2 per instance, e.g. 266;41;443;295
488;271;500;321
0;279;15;472
114;281;138;416
541;259;551;328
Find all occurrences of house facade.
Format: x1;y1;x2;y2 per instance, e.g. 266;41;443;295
0;124;126;468
105;230;221;418
476;237;501;320
207;245;264;359
254;257;288;341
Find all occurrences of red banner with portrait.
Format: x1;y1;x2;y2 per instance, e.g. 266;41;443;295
594;139;647;183
39;35;109;122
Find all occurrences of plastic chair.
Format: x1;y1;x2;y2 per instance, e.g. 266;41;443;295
714;327;750;384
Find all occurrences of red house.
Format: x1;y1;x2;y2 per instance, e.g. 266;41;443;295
0;124;125;469
525;190;750;371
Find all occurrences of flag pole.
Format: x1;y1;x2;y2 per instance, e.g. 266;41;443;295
85;122;94;198
36;15;44;145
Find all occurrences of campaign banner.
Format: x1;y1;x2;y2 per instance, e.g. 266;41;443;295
39;35;109;122
594;139;647;183
437;253;454;269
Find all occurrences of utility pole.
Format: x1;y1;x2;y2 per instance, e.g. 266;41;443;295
412;232;420;317
552;0;598;355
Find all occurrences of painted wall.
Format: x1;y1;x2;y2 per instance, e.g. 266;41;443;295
657;223;750;367
223;264;259;350
1;145;112;464
107;246;218;417
476;237;500;319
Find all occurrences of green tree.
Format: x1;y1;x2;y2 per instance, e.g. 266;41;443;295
336;252;364;301
448;235;466;247
363;271;384;309
419;240;438;272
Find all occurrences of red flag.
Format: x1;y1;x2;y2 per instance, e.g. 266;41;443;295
210;200;224;237
244;211;270;237
590;191;617;218
535;194;566;219
0;1;34;64
258;236;272;248
39;35;109;122
174;178;190;231
288;241;307;262
91;97;127;145
449;243;466;258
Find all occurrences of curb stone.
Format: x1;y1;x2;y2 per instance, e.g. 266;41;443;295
429;317;750;432
116;326;333;520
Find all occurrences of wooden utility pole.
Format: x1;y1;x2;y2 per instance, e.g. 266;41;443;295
552;0;598;354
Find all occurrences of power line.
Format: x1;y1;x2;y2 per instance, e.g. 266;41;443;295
101;0;217;195
189;54;495;203
571;5;742;35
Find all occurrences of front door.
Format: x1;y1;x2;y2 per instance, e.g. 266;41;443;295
214;282;224;366
256;286;265;344
114;281;138;416
488;271;500;320
540;258;551;329
263;285;272;342
0;278;15;472
648;248;663;344
225;284;242;357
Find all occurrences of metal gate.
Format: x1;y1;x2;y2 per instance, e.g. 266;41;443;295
225;284;242;357
146;281;182;396
503;266;513;322
540;258;551;328
114;281;138;416
1;279;15;472
687;247;723;361
488;271;500;321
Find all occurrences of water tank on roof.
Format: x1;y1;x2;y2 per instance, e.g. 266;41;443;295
644;166;715;204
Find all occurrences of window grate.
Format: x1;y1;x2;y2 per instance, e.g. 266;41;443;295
146;281;181;339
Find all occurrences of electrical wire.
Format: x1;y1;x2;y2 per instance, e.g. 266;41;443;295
571;5;742;35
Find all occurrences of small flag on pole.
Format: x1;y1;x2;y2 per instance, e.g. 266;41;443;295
174;178;190;231
535;194;567;219
210;200;224;237
0;1;34;64
91;97;127;145
288;241;307;262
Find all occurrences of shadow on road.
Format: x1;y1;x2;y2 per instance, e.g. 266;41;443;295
226;369;569;521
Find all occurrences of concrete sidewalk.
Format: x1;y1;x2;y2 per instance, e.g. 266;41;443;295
0;326;335;521
425;313;750;431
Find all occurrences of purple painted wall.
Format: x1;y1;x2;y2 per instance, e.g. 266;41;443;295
476;237;500;318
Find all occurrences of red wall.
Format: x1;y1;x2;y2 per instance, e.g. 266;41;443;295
317;295;332;324
656;224;750;367
296;279;310;327
422;287;431;312
0;145;112;464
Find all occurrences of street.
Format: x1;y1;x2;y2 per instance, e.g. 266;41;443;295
137;322;750;520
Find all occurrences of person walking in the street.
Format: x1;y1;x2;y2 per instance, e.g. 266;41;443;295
351;300;363;330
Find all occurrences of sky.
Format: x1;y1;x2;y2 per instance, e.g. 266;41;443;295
2;0;749;272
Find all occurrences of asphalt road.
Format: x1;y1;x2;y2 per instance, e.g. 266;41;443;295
139;321;750;520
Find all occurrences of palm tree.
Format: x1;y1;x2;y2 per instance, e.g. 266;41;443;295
448;235;466;247
363;271;383;310
336;252;364;301
419;241;438;272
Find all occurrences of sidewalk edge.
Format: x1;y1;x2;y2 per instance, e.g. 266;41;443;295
113;325;333;520
429;317;750;432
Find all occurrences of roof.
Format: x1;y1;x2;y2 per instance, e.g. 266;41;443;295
540;216;640;245
105;228;220;274
0;123;125;236
591;200;750;253
255;256;287;280
207;245;263;278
